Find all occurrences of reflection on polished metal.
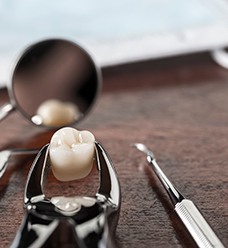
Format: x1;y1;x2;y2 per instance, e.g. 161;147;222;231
11;142;121;248
0;38;101;128
211;48;228;69
0;148;39;178
134;143;225;248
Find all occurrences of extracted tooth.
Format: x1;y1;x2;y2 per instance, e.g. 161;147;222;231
49;127;95;181
36;99;80;127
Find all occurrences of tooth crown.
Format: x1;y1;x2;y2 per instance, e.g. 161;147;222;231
36;99;80;126
50;127;95;181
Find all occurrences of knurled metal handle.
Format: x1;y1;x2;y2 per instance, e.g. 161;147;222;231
175;199;225;248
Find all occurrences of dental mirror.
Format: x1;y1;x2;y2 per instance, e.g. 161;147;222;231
0;38;101;128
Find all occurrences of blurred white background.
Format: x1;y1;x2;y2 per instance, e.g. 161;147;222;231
1;0;228;85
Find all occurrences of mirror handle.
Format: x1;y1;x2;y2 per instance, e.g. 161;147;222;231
0;103;14;121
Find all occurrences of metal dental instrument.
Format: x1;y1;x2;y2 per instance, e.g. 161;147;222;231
11;142;121;248
0;38;102;179
134;143;225;248
0;38;101;128
0;148;39;178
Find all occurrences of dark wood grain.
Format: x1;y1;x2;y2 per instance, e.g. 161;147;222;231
0;53;228;247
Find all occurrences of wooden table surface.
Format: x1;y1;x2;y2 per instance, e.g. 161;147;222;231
0;53;227;247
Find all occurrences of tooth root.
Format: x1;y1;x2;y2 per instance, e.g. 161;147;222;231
49;127;95;181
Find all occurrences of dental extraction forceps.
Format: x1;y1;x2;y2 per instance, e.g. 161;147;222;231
11;142;121;248
134;143;225;248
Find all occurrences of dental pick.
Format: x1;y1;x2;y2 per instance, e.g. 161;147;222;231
134;143;225;248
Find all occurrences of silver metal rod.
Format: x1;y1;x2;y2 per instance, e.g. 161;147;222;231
146;154;184;204
0;102;14;121
0;148;39;178
134;143;225;248
134;143;183;204
175;199;225;248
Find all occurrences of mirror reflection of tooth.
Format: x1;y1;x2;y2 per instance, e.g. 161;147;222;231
50;196;96;214
49;127;95;181
0;39;101;128
35;99;81;127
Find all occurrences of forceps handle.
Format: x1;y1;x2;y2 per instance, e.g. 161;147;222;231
175;199;225;248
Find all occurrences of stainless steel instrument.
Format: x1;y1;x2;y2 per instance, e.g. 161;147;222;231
0;148;39;178
11;142;121;248
0;38;102;180
134;143;225;248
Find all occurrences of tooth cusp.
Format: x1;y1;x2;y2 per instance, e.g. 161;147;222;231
36;99;80;127
49;127;95;181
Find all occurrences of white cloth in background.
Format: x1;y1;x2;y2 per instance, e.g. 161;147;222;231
0;0;228;86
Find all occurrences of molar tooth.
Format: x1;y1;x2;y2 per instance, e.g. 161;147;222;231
36;99;80;127
49;127;95;181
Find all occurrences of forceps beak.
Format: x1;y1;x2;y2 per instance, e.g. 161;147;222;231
24;142;121;208
24;144;49;205
13;141;121;248
95;141;121;209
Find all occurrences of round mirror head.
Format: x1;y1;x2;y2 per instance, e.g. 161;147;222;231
10;39;101;128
